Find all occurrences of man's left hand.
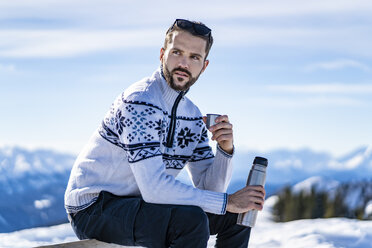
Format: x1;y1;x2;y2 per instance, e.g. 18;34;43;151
203;115;234;154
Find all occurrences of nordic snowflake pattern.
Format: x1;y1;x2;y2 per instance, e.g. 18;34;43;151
99;100;214;168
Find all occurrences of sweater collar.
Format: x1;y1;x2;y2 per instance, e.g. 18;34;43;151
153;66;187;106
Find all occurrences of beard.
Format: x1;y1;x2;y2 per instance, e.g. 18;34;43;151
162;63;202;91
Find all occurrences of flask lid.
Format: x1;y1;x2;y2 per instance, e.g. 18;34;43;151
254;156;268;167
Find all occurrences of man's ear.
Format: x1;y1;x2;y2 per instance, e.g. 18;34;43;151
201;59;209;73
160;48;165;61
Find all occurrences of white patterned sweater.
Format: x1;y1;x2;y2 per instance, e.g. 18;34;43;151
64;68;233;215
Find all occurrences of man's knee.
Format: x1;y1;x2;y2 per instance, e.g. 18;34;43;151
171;205;209;235
164;205;209;247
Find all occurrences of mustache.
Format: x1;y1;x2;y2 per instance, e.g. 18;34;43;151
171;67;191;77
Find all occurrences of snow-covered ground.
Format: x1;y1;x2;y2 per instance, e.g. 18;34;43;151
1;196;371;248
249;197;372;248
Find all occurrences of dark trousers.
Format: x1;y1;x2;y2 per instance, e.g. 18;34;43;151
70;191;251;248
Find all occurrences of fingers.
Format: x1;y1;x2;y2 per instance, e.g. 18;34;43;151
247;189;265;200
247;191;265;211
246;189;265;203
205;114;234;155
215;115;229;123
206;115;234;144
241;186;265;204
235;185;265;196
203;115;231;130
208;115;230;129
245;185;266;197
211;128;233;142
227;186;266;213
249;202;264;211
244;186;266;211
209;121;233;132
209;116;233;141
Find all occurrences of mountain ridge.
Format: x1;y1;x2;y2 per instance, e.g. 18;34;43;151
1;145;371;232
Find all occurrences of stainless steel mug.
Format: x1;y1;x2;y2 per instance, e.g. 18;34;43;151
206;114;221;129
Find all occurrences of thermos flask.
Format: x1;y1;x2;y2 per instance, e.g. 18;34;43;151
237;156;268;227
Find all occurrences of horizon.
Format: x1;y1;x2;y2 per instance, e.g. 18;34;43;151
1;143;371;161
1;1;372;157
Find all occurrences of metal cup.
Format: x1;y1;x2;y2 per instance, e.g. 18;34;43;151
206;114;221;129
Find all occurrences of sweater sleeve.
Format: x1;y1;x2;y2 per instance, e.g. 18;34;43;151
109;99;227;215
185;125;234;193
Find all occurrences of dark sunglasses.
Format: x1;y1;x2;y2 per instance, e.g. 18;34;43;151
170;19;212;40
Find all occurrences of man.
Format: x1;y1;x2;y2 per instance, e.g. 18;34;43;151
65;19;265;248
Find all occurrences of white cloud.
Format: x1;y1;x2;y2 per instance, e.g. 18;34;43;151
0;29;163;58
0;1;372;58
305;59;370;72
239;96;363;108
1;0;372;25
1;25;372;58
217;25;372;57
267;83;372;94
0;64;16;72
261;83;372;107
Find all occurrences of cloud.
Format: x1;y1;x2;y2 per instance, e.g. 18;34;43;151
267;83;372;94
305;59;370;72
0;64;16;72
1;25;372;58
1;0;372;25
261;83;372;107
246;96;363;108
1;1;372;58
0;29;163;58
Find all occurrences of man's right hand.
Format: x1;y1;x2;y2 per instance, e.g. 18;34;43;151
226;185;266;213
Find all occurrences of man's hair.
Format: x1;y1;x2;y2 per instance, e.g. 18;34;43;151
163;20;214;59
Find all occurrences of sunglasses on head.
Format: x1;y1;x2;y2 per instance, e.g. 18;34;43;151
169;19;212;41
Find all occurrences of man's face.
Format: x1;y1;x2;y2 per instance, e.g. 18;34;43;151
160;30;209;91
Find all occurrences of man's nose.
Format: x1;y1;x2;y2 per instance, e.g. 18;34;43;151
178;56;189;69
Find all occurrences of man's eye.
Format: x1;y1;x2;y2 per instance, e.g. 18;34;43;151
191;56;200;60
172;50;180;55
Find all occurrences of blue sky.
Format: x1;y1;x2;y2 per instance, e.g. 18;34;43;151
1;0;372;156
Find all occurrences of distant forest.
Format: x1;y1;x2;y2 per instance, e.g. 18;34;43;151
272;180;372;222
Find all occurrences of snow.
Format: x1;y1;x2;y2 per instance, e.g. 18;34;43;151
34;199;52;210
0;223;77;248
341;145;372;170
1;196;371;248
365;200;372;218
345;154;365;169
14;154;31;174
0;147;75;232
292;176;340;196
251;214;372;248
249;196;372;248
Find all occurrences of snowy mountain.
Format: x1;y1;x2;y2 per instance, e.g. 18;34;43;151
291;176;372;218
0;146;75;232
228;146;372;194
292;176;340;196
1;196;372;248
1;145;372;233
